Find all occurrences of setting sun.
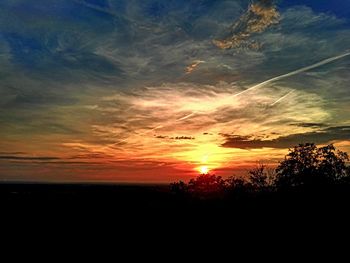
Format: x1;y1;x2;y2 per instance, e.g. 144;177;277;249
199;166;209;175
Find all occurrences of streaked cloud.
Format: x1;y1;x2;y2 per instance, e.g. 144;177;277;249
0;156;60;161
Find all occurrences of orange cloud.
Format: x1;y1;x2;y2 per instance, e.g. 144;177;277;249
214;0;280;50
185;60;205;74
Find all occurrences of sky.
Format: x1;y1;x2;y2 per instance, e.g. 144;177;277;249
0;0;350;183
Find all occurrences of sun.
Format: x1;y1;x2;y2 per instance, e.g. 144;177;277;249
199;166;209;175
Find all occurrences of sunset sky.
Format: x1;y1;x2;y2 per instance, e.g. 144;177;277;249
1;0;350;182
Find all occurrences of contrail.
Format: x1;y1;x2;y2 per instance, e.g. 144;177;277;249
177;113;196;121
106;52;350;148
73;0;130;22
73;0;116;15
175;52;350;126
270;90;294;106
232;51;350;97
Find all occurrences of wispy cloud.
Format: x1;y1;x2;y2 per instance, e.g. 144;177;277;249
78;78;329;173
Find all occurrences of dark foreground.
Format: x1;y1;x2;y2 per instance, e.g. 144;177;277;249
2;182;350;249
1;182;350;219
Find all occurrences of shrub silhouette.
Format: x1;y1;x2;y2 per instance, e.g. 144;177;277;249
275;143;349;189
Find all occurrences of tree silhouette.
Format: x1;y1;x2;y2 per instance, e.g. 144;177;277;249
170;181;188;196
247;163;270;190
170;143;350;200
187;174;226;199
275;143;349;189
225;176;250;198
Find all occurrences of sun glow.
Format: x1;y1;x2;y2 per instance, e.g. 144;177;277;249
199;166;209;174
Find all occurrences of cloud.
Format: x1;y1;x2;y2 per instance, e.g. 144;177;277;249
0;152;27;155
73;0;119;17
290;123;328;128
83;79;330;170
221;126;350;149
173;136;195;140
154;135;195;140
155;135;168;139
1;1;350;181
0;156;60;161
281;6;344;30
185;60;205;74
213;0;280;50
69;153;114;159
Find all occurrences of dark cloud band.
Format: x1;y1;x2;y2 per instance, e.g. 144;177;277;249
221;126;350;149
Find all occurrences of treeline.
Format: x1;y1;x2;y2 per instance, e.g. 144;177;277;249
170;143;350;199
